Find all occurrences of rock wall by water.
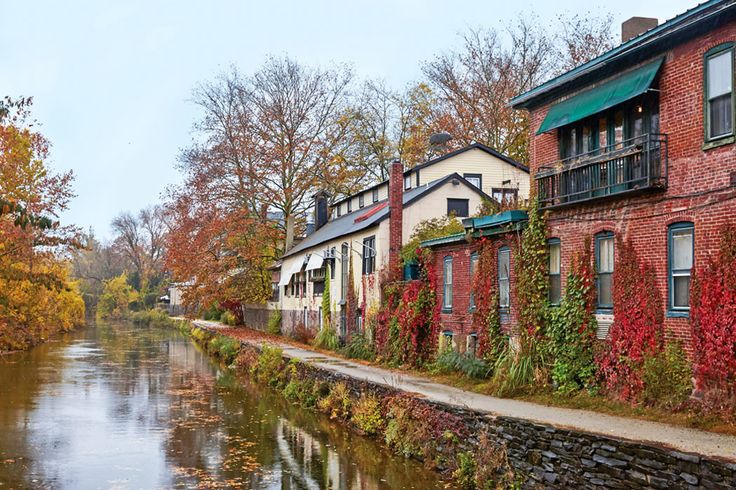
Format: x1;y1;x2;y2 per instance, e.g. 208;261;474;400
217;335;736;489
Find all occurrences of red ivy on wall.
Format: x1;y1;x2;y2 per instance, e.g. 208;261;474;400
691;224;736;394
472;238;503;360
374;249;440;367
598;236;664;402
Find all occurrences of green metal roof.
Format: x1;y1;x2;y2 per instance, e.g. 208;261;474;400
462;210;528;230
421;210;528;248
510;0;735;109
536;58;663;134
419;232;466;248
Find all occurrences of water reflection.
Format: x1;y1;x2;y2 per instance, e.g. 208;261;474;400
0;323;442;489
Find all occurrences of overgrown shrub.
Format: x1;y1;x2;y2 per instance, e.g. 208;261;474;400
96;273;137;321
317;382;352;419
547;244;597;394
490;340;546;397
431;349;491;379
131;309;176;328
473;431;517;489
209;335;241;365
598;237;664;402
202;303;223;321
384;394;466;466
254;345;286;387
266;310;281;335
340;332;375;361
351;393;384;435
313;322;339;351
452;452;477;489
282;360;324;407
220;310;237;326
641;341;692;409
291;322;316;344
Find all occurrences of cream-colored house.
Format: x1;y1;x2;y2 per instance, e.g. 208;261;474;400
330;143;530;219
276;144;527;337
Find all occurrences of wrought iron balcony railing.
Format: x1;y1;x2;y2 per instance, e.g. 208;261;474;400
536;133;668;209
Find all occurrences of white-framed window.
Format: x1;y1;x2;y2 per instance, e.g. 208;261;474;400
669;223;694;312
705;44;734;141
595;232;614;310
548;239;561;305
443;256;453;310
498;247;510;309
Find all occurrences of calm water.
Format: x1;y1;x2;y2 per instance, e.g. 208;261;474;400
0;323;444;489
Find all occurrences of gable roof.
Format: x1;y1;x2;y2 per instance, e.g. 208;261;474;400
331;143;527;208
510;0;736;110
282;173;491;258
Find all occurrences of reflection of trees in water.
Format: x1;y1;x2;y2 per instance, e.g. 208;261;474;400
0;323;442;489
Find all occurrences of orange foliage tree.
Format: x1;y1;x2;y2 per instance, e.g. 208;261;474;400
0;97;85;351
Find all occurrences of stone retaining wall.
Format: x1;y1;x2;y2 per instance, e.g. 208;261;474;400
199;326;736;489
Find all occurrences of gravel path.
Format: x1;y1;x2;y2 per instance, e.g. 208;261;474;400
193;320;736;462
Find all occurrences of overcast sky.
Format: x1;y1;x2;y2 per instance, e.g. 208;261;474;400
1;0;696;239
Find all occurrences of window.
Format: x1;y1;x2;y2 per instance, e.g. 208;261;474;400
443;256;453;311
491;188;518;204
404;175;411;190
595;232;614;310
447;198;469;217
347;199;352;213
359;193;364;208
467;333;478;358
498;247;510;309
548;239;561;305
313;280;325;296
469;252;479;310
372;188;379;203
416;171;420;187
464;173;482;190
341;243;349;300
362;236;376;275
442;330;454;351
337;205;342;217
669;223;694;313
705;44;734;141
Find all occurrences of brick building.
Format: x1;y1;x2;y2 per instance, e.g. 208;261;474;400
508;1;736;345
421;211;527;354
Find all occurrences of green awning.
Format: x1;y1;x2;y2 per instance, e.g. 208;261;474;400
536;58;664;135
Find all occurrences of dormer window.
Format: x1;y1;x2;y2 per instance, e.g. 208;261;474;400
347;200;352;213
404;175;411;190
359;194;364;208
372;188;379;202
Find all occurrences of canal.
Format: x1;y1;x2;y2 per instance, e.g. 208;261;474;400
0;322;444;489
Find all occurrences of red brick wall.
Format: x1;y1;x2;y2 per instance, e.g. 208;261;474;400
388;160;404;279
527;21;736;348
431;235;518;352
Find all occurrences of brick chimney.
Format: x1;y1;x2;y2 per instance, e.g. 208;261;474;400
622;17;658;42
388;159;404;280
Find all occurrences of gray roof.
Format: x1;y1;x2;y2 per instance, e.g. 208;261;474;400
282;173;490;258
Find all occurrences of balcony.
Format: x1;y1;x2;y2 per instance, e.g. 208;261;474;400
536;134;668;209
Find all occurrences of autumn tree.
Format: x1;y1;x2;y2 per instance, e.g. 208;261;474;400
181;57;356;250
421;13;615;165
70;230;127;312
0;97;84;350
347;80;437;183
110;205;167;294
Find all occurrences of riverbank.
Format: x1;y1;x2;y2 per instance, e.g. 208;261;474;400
183;319;736;488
